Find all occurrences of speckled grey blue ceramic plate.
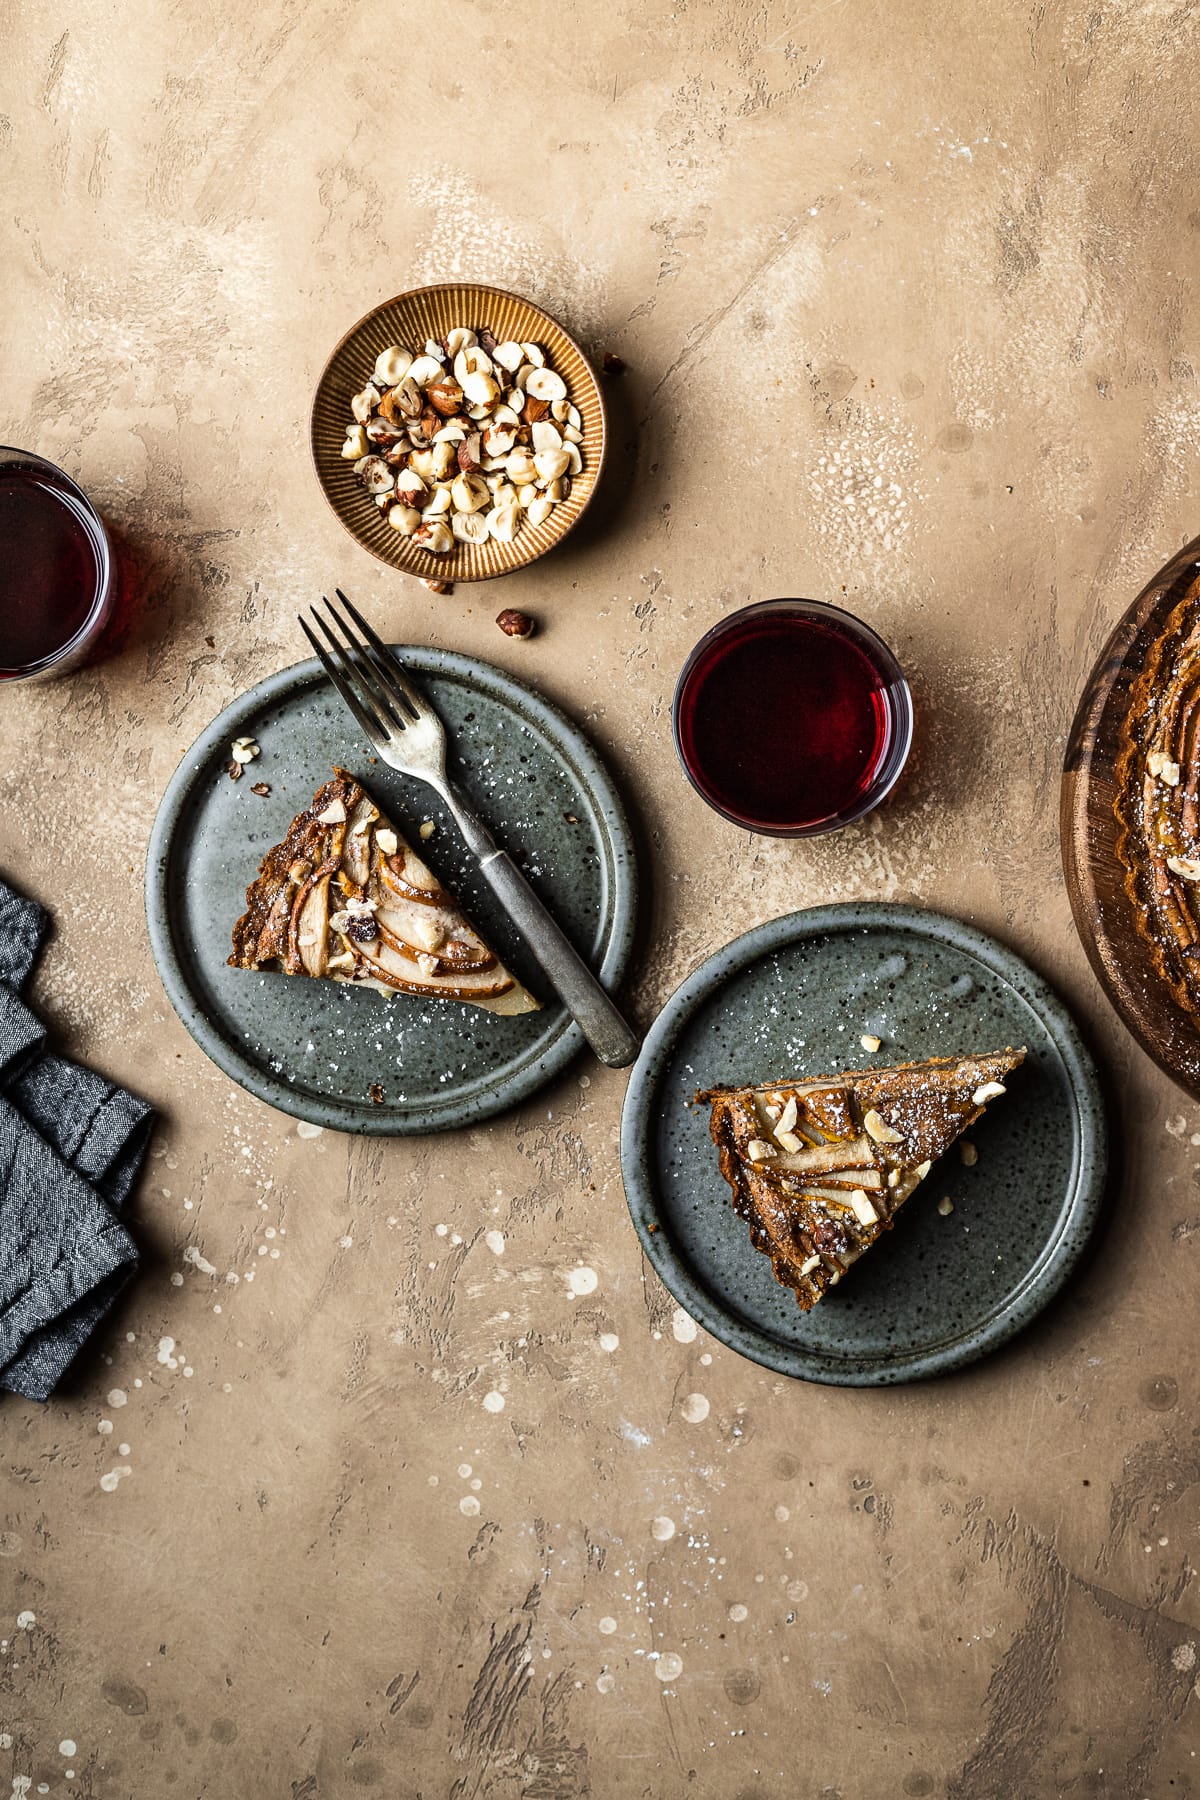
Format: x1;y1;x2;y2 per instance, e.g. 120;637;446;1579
146;649;636;1133
621;905;1105;1384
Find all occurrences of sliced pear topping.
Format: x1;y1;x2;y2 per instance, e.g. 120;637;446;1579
294;874;331;976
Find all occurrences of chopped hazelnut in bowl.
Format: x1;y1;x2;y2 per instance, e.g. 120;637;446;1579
310;283;607;584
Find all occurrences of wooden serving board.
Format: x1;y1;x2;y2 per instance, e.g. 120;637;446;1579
1062;534;1200;1098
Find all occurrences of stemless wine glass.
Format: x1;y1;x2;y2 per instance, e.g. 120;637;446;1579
0;448;116;683
672;598;914;837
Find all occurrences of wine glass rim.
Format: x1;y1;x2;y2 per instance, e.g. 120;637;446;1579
677;595;906;673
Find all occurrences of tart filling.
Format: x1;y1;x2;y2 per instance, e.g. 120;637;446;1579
698;1048;1025;1310
229;768;539;1017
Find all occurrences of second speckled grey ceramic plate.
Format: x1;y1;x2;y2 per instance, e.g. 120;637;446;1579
621;906;1105;1384
146;649;636;1133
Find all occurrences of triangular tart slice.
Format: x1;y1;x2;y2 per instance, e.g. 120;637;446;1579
699;1047;1025;1310
229;767;539;1016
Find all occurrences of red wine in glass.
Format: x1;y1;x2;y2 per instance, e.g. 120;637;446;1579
673;600;913;835
0;450;114;682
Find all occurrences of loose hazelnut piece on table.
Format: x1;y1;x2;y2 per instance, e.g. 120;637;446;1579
496;609;536;639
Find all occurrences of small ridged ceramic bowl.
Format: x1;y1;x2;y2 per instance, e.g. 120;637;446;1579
310;283;607;583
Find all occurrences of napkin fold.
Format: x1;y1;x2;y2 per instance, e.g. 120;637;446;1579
0;877;152;1401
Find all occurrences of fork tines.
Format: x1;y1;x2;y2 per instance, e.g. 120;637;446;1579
298;589;426;746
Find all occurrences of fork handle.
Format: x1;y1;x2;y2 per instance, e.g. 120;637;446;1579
438;784;640;1067
475;847;641;1067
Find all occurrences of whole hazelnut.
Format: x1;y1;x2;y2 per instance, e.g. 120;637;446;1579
496;609;536;640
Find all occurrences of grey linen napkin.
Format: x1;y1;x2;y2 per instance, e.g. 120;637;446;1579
0;877;151;1401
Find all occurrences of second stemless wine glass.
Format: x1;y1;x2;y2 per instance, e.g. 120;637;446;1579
672;599;913;837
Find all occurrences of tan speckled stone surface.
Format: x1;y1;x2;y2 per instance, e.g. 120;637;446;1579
4;3;1200;1795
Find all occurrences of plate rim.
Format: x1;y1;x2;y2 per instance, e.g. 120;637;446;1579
619;902;1106;1385
145;646;637;1133
309;281;608;583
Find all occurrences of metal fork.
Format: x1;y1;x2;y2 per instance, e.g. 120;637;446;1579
298;589;641;1069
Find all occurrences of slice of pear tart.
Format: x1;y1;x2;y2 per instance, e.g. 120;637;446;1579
699;1047;1024;1310
229;768;539;1016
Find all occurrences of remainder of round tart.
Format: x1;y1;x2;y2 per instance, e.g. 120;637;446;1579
229;768;539;1017
700;1048;1025;1310
1114;579;1200;1015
